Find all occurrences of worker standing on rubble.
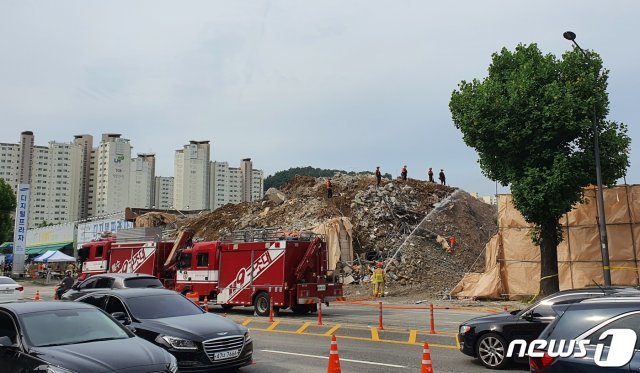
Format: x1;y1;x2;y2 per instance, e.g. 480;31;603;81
372;262;385;297
326;178;333;198
428;167;434;183
401;165;407;181
375;166;382;187
439;169;446;185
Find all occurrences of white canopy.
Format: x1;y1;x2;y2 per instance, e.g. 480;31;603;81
33;250;76;263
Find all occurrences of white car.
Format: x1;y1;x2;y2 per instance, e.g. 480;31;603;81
0;276;24;301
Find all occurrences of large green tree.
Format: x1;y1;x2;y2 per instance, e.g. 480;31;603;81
0;179;17;243
449;43;630;296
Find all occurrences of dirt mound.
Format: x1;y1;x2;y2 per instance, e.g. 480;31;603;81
175;174;497;295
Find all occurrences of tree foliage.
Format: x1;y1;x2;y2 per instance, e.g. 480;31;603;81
449;43;630;295
264;166;391;190
0;179;16;243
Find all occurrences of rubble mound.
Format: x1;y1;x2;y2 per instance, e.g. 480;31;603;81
177;174;497;295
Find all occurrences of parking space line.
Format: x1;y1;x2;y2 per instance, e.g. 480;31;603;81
408;330;417;344
262;350;406;368
323;324;342;336
266;320;281;331
295;322;311;334
242;318;253;326
371;327;380;341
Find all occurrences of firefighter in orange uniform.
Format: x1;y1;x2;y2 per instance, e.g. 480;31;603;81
372;262;385;297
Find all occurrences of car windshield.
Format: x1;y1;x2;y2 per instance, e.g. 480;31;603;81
123;277;163;288
127;294;203;319
21;308;130;347
0;277;16;285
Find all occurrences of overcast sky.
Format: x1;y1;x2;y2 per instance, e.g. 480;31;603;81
1;1;638;196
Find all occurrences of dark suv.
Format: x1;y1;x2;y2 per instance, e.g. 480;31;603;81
457;287;640;369
61;273;164;300
531;295;640;372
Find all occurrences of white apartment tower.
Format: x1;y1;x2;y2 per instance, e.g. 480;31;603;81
94;134;131;216
210;159;264;210
174;141;210;210
0;132;83;227
154;176;174;209
129;154;156;209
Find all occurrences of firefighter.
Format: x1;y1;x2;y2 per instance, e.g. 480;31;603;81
371;262;385;297
326;178;333;198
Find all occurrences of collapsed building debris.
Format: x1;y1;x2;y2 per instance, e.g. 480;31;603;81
171;174;497;296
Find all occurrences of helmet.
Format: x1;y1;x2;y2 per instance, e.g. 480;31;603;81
376;262;383;268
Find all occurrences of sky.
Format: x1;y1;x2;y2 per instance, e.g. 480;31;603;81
0;1;638;196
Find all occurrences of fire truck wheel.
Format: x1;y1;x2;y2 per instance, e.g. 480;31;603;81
254;292;271;317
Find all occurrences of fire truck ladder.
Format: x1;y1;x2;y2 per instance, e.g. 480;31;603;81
294;236;324;281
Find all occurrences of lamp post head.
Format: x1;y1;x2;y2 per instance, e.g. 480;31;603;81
563;31;577;41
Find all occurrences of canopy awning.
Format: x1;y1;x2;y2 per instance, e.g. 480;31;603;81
25;243;72;255
33;250;76;263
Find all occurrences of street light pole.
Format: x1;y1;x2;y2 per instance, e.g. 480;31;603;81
563;31;612;286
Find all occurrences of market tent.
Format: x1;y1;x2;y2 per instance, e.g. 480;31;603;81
33;250;75;263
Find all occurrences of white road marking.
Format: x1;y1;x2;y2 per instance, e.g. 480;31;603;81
261;349;407;368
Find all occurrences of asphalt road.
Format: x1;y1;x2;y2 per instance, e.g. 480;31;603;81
21;283;529;372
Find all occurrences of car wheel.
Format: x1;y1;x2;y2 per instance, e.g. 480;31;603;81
476;333;509;369
254;292;270;317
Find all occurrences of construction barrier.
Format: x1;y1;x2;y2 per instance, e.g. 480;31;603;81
421;342;434;373
34;290;40;301
318;302;324;326
327;334;341;372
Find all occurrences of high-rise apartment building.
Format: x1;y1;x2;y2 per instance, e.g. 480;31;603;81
0;132;83;227
154;176;174;209
210;159;264;210
129;154;156;209
73;135;93;220
94;134;131;216
174;141;210;210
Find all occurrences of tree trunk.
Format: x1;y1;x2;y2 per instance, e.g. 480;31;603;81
539;220;560;296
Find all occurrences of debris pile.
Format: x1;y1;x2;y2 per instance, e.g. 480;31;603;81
175;174;498;296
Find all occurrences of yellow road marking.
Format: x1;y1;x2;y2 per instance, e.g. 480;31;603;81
266;320;281;331
455;335;461;350
408;330;417;344
324;324;342;336
242;318;253;326
295;322;311;334
250;328;457;349
371;327;380;341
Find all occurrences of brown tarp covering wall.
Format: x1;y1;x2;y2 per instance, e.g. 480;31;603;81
312;217;354;271
451;184;640;299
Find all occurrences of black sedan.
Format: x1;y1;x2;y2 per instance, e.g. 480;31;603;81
0;301;177;372
75;288;253;372
60;273;164;300
457;287;640;369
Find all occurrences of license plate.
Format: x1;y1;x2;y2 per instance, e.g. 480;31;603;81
317;284;326;291
214;349;240;360
0;289;12;294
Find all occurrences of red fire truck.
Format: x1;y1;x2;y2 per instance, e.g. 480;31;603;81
77;228;343;316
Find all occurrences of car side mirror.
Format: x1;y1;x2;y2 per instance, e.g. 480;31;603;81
522;312;534;321
0;336;14;347
111;312;131;325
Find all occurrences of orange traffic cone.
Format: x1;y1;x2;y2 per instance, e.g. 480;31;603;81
421;342;434;373
327;335;341;373
204;296;209;312
35;290;40;301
